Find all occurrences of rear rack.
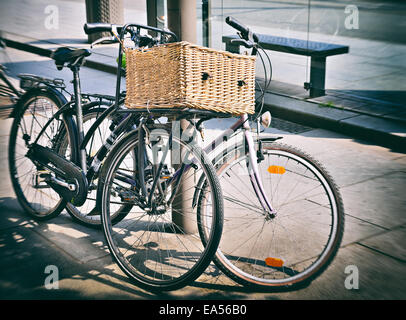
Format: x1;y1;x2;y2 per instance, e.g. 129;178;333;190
115;107;235;119
18;74;66;90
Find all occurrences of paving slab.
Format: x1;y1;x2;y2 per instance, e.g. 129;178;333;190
0;222;83;299
341;214;387;247
277;243;406;300
383;111;406;123
264;93;359;123
264;128;406;188
310;146;406;188
33;217;110;264
340;171;406;229
359;226;406;262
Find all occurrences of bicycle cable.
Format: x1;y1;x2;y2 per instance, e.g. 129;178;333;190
251;43;273;123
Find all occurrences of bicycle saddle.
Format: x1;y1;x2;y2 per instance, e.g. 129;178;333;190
51;47;91;70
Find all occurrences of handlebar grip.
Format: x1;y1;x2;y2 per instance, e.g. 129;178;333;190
84;23;123;35
225;16;259;43
225;16;249;36
84;23;112;34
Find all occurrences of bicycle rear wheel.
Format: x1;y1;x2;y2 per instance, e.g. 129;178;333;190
97;129;223;291
200;140;344;290
8;88;71;220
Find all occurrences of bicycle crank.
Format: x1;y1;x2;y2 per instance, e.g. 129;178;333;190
26;144;88;206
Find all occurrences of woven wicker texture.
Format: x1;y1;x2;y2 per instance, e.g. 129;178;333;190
125;41;256;115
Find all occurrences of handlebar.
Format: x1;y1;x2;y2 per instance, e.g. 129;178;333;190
225;16;259;43
225;17;248;36
84;23;123;35
83;22;178;42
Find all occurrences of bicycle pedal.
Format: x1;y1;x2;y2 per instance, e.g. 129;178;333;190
33;170;51;188
119;190;138;203
160;165;174;180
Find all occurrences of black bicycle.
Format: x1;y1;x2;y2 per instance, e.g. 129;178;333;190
8;23;224;291
0;38;23;118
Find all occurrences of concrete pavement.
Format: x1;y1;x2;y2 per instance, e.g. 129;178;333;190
0;47;405;300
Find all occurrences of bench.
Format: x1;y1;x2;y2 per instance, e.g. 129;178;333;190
222;34;349;98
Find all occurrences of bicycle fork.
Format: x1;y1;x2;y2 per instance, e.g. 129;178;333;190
242;114;277;219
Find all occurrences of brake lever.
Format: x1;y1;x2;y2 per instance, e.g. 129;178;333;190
90;36;118;48
231;38;255;49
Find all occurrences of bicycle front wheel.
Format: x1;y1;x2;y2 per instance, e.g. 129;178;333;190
97;129;223;291
201;140;344;290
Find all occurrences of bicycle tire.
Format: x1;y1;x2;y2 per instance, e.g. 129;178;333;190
8;87;73;220
199;140;344;290
97;129;224;291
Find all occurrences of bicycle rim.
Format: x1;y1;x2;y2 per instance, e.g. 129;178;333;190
210;142;344;289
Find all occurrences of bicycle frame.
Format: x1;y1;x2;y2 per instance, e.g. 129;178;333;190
31;97;135;179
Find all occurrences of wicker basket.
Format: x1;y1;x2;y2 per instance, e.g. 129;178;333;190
124;41;256;115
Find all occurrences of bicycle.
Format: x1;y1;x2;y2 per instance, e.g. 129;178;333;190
8;22;224;292
0;38;23;118
92;17;344;291
191;16;344;290
6;26;172;228
79;17;344;291
5;32;129;225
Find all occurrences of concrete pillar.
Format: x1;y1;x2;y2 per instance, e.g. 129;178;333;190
167;0;196;43
167;0;197;234
85;0;124;43
146;0;166;33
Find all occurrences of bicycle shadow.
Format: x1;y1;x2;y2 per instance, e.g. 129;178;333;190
104;215;288;298
0;197;168;299
0;197;287;299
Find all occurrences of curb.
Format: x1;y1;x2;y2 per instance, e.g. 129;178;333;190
263;93;406;152
2;32;405;153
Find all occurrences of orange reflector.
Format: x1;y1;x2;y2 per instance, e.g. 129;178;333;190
265;257;284;268
267;165;286;174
